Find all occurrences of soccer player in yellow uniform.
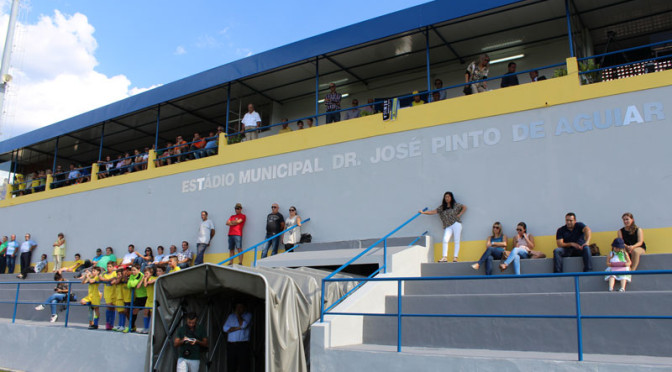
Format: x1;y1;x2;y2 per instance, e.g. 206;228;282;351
80;266;102;329
99;262;118;330
141;266;160;334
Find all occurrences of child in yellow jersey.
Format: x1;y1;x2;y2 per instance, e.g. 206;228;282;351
112;267;129;331
141;266;162;334
99;262;118;330
168;255;181;273
80;266;102;329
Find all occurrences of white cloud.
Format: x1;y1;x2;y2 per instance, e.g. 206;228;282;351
0;9;153;140
174;45;186;55
235;48;253;57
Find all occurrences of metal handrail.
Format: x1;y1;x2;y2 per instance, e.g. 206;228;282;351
217;217;310;266
320;269;672;360
320;210;426;321
580;55;672;77
577;39;672;62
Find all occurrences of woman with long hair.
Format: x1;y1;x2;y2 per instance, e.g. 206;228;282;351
499;222;535;275
420;191;467;262
471;221;507;275
617;213;646;270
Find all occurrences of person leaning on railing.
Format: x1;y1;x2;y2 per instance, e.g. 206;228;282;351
464;54;490;94
419;191;467;263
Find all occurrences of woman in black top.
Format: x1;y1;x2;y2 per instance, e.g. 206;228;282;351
617;212;646;270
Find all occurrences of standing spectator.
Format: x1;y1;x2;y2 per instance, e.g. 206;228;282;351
17;233;38;279
223;303;252;372
34;272;69;323
553;212;592;273
471;222;508;275
465;54;490;94
283;206;302;253
618;212;646;270
177;241;193;269
500;62;520;88
344;99;361;120
195;211;215;265
226;203;247;265
261;203;285;258
278;122;292;134
121;244;142;267
5;234;19;274
419;192;467;262
434;79;447;100
241;103;261;141
52;233;66;272
360;99;376;116
174;312;208;372
0;235;7;274
324;83;342;124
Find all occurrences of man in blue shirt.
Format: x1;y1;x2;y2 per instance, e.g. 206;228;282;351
18;233;38;279
553;213;592;273
223;302;252;372
5;234;19;274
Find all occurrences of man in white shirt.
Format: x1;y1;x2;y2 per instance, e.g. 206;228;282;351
223;303;252;371
241;103;261;142
195;211;215;265
121;244;141;267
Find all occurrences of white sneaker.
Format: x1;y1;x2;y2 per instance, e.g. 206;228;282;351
50;314;58;323
35;305;45;311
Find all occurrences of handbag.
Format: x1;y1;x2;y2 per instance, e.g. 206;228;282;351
589;243;601;256
299;233;312;243
529;250;546;259
463;85;472;95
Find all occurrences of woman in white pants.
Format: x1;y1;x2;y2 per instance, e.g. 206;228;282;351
420;191;467;262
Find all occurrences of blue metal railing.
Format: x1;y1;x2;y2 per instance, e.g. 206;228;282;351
217;217;310;267
0;280;151;329
320;270;672;360
319;210;426;322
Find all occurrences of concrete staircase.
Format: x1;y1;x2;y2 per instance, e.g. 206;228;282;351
0;272;92;325
361;254;672;358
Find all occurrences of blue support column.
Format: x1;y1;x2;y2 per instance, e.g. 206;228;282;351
315;56;319;125
98;122;105;161
225;82;231;136
565;0;575;57
425;27;432;101
154;105;161;150
52;137;59;174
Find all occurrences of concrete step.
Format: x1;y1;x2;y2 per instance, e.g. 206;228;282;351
421;254;670;277
361;291;672;357
404;273;669;295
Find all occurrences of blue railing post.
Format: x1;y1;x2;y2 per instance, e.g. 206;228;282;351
574;275;583;361
397;279;402;352
129;289;135;331
320;280;326;323
64;282;72;327
254;247;258;267
383;239;388;274
12;282;19;323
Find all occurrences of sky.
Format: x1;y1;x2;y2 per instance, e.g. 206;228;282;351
0;0;431;141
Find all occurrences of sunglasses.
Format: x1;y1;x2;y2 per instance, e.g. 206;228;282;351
492;226;500;229
289;209;296;211
272;206;278;209
516;228;523;231
235;207;242;210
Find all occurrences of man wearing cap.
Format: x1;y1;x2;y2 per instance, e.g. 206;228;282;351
226;203;247;265
195;210;215;265
553;212;593;273
411;91;425;106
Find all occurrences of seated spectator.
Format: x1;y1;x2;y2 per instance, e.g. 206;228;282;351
78;164;91;183
33;171;46;192
141;147;150;170
177;241;193;269
122;152;133;173
99;155;113;179
139;246;154;271
81;266;102;329
58;253;84;274
30;254;49;274
432;91;441;103
204;127;223;156
114;154;125;175
618;212;646;270
360;99;376;116
296;120;304;130
152;245;166;267
411;91;424;106
465;54;490;94
158;142;174;167
434;79;447;100
190;132;207;159
605;238;631;292
278;122;292;134
91;248;104;266
553;213;592;273
471;222;507;275
121;244;143;267
53;164;65;188
529;70;546;82
133;149;143;172
500;222;535;274
34;272;71;322
168;255;181;273
500;62;520;88
306;117;314;128
344;99;361;120
175;136;188;162
66;163;81;186
96;247;117;271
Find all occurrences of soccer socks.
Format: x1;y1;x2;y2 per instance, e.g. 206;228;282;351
93;312;99;327
106;309;115;327
144;316;150;329
119;313;126;328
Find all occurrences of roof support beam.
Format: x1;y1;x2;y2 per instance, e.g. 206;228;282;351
165;101;224;127
109;119;171;144
430;25;464;64
65;132;120;155
236;80;282;105
323;55;369;87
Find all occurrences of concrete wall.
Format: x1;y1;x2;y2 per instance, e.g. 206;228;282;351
0;70;671;266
